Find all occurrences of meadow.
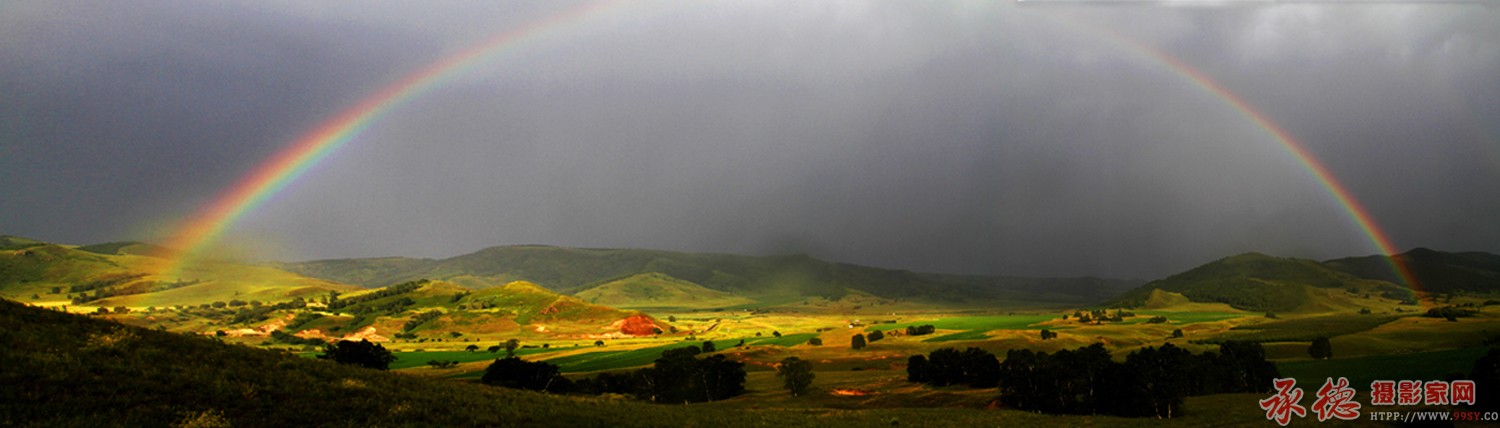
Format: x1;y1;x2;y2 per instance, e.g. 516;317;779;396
1276;346;1490;391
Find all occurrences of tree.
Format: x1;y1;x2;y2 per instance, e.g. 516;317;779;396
777;356;815;396
807;337;822;346
868;330;885;342
1171;329;1184;338
668;315;677;323
482;357;569;392
318;339;396;370
1040;329;1056;340
1308;336;1333;360
772;331;782;338
1470;348;1500;410
465;344;479;352
487;345;502;353
594;340;605;347
907;355;929;383
851;333;866;350
702;340;716;353
505;339;521;358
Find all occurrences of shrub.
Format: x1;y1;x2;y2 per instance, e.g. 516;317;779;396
317;339;396;370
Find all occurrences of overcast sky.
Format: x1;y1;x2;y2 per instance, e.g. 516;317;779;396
2;0;1497;279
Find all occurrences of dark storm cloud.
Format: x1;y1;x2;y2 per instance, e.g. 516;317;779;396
3;1;1497;279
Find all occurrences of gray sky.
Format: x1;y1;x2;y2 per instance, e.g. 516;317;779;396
3;0;1498;279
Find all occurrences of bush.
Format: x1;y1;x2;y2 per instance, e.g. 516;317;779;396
481;357;570;393
867;330;885;342
1308;336;1333;360
317;340;396;370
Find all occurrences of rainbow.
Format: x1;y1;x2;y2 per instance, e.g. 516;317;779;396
1062;20;1421;292
157;1;622;277
158;4;1420;295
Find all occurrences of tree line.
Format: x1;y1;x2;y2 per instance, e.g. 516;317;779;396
906;341;1278;418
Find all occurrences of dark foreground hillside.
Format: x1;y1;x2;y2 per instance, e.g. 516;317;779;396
0;298;1301;427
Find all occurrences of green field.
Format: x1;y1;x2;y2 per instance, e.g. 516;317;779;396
1129;311;1246;325
1216;314;1403;343
387;347;563;369
1277;347;1490;390
539;334;817;373
874;314;1058;342
880;314;1058;332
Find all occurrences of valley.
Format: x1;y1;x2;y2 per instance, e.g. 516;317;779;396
6;235;1500;425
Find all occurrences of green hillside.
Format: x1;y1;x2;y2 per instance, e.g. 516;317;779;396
1109;252;1406;313
276;246;1141;307
1324;248;1500;294
0;238;357;310
75;241;171;256
2;297;1287;427
0;235;46;250
573;272;755;310
307;279;661;340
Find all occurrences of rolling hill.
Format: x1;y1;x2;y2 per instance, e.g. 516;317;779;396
1108;252;1408;313
1324;248;1500;294
275;246;1143;307
573;272;756;310
289;279;670;341
0;236;357;310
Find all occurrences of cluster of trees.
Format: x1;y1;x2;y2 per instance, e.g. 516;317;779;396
491;345;748;404
1072;309;1133;324
481;357;570;392
318;339;396;370
1425;306;1477;321
326;280;428;311
988;342;1277;418
907;347;1001;388
905;325;936;336
403;310;443;332
1039;329;1057;340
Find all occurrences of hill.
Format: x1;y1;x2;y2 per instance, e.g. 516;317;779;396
0;298;832;427
0;235;46;250
1109;252;1407;313
275;246;1142;308
74;240;172;256
1324;248;1500;294
574;272;756;310
0;238;356;310
297;279;668;341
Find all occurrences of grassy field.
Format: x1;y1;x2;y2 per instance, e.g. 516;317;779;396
1129;310;1247;325
1277;347;1489;391
386;347;564;369
1215;314;1403;343
540;334;817;373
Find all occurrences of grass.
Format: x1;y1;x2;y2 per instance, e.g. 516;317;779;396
540;334;817;373
880;314;1059;332
1277;347;1490;390
1214;314;1403;343
1126;311;1246;325
873;314;1059;342
387;347;563;369
6;297;1483;427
